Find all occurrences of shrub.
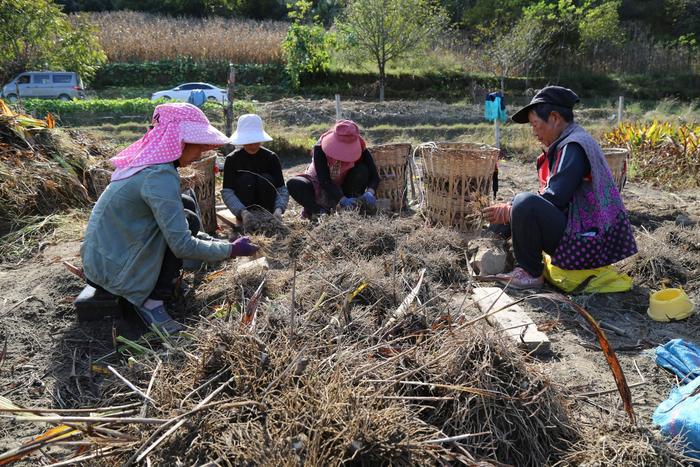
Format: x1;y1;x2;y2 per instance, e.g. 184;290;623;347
21;98;255;123
282;1;333;90
605;121;700;188
92;60;286;88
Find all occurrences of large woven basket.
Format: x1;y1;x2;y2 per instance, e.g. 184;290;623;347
418;142;498;232
180;155;217;233
603;147;629;191
368;143;411;211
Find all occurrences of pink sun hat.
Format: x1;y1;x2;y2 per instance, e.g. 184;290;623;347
110;103;229;171
320;120;365;162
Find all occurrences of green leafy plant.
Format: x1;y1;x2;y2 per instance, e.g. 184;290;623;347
0;0;107;83
282;0;334;90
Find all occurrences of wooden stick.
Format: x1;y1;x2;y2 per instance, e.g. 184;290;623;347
574;381;646;398
2;415;167;424
140;361;161;417
46;447;117;467
381;268;426;334
0;295;34;318
0;402;141;414
424;431;491;444
108;365;154;404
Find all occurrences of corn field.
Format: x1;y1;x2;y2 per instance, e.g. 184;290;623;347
83;11;287;63
606;121;700;188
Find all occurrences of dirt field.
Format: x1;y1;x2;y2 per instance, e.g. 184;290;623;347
1;150;699;464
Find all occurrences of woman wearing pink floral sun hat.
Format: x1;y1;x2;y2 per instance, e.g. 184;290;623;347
81;103;258;333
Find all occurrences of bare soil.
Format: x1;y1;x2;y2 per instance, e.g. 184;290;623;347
1;158;699;464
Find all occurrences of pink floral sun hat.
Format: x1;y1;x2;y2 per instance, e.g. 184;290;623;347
110;103;229;170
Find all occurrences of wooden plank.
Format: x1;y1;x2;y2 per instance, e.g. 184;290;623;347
216;209;238;228
471;287;550;353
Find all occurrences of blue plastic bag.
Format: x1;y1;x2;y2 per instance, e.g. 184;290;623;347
656;339;700;383
653;375;700;461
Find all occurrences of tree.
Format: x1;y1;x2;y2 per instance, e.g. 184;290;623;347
335;0;449;102
0;0;107;84
282;0;333;90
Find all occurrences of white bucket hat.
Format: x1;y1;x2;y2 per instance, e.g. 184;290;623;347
230;114;273;145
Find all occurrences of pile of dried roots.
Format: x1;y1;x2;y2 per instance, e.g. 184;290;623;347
1;213;690;466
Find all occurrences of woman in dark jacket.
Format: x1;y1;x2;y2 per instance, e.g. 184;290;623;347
483;86;637;289
287;120;380;218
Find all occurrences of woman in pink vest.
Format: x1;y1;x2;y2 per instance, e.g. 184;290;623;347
287;120;380;218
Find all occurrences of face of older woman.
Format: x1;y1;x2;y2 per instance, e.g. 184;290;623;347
179;143;219;167
528;110;568;148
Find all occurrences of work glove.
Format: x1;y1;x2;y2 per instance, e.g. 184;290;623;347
273;208;283;222
482;203;511;225
338;197;357;210
229;236;258;257
359;191;376;208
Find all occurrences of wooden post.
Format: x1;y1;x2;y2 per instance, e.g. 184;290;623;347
617;96;624;126
224;64;236;137
494;118;501;149
335;94;342;120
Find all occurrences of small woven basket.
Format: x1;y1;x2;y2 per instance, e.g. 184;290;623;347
367;143;412;211
180;155;217;233
602;147;629;191
419;142;498;232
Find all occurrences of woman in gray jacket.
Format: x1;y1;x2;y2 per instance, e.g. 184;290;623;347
81;103;257;333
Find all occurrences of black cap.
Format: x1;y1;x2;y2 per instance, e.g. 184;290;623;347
511;86;580;123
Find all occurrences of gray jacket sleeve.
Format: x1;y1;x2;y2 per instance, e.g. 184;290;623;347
274;185;289;212
221;187;247;216
142;170;230;262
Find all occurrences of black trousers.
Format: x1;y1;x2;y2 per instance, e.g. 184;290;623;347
287;164;369;215
510;192;566;277
232;172;276;213
87;194;200;301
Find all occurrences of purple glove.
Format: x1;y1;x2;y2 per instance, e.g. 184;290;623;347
229;236;258;257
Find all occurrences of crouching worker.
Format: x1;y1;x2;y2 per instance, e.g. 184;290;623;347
81;103;258;333
287;120;380;218
221;114;289;225
482;86;637;289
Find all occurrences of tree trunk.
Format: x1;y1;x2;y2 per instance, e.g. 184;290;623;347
379;60;386;103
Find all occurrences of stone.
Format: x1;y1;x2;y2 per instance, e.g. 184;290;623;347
469;238;507;275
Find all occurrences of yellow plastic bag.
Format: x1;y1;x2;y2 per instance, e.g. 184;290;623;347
543;254;633;293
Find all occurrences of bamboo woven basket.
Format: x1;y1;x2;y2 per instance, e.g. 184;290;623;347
368;143;412;211
418;142;498;232
603;147;629;191
180;155;217;233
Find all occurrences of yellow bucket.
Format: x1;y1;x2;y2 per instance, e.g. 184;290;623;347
648;288;695;322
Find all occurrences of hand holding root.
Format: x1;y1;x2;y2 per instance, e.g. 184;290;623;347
482;203;511;224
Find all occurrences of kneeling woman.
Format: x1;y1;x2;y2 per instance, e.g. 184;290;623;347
81;103;257;333
483;86;637;289
221;114;289;224
287;120;380;217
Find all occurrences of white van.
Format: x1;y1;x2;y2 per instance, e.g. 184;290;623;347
1;72;85;102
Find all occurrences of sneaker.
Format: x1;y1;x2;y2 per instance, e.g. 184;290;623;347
493;267;544;290
136;304;184;334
